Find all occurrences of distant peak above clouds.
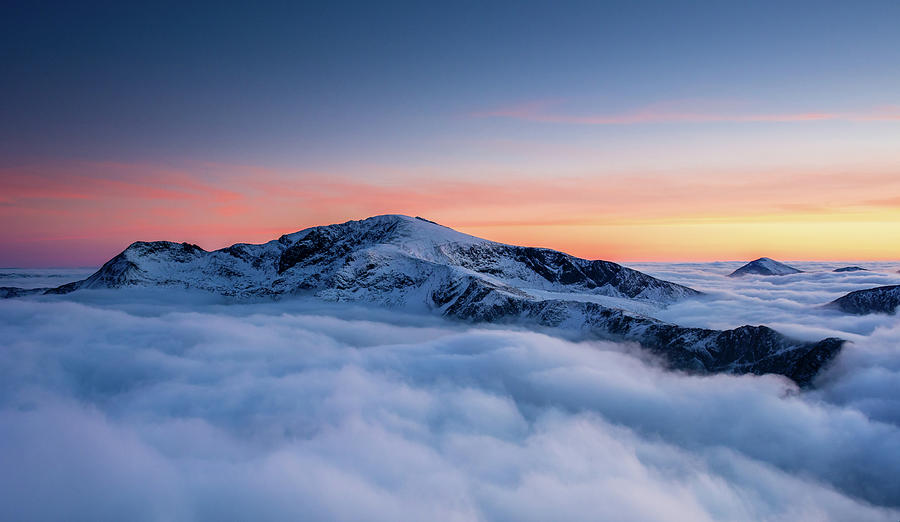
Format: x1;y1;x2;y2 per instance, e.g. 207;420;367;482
728;257;803;277
833;266;867;272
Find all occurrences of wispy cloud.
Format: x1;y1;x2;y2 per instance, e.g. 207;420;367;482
472;100;900;125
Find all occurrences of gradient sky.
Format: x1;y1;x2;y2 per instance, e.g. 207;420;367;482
2;0;900;266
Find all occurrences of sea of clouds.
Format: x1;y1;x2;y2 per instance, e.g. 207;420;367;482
1;262;899;521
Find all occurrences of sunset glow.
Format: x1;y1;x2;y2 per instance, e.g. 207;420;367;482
2;159;899;265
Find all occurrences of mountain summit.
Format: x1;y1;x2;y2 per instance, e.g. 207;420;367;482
4;215;842;385
728;257;803;277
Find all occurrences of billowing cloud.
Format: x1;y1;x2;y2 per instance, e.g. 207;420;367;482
1;266;900;520
631;261;900;427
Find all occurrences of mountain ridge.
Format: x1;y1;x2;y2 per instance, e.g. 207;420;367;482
827;284;900;315
2;214;843;385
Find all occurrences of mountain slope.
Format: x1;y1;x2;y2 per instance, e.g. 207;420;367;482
7;215;842;385
728;257;803;277
827;285;900;315
46;215;700;307
833;266;866;273
438;279;841;386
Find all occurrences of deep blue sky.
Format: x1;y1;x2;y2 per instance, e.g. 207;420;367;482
4;1;899;167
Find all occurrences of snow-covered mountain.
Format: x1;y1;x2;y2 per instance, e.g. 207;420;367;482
46;215;700;306
7;215;843;385
828;284;900;315
833;266;866;273
728;257;803;277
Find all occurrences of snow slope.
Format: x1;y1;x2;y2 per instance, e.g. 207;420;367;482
11;215;842;385
828;285;900;315
48;215;700;304
729;257;803;277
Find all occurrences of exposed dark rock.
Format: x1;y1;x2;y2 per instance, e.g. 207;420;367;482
0;287;45;298
437;280;842;387
833;266;866;272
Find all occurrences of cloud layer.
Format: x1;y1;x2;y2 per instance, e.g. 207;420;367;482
2;265;900;521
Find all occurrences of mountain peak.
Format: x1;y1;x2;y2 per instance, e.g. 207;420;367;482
1;214;846;385
276;214;481;250
728;257;803;277
38;215;698;304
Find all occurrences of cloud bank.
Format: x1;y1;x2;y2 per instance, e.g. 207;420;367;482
2;263;900;521
0;267;96;289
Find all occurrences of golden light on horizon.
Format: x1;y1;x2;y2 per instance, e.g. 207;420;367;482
459;209;900;262
2;161;899;266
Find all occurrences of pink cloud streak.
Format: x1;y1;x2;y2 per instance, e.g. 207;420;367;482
472;100;900;125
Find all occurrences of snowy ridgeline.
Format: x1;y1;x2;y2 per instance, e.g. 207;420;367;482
5;214;890;385
48;214;699;304
828;285;900;315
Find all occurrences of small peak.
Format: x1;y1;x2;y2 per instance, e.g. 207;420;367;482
729;257;802;277
833;266;866;273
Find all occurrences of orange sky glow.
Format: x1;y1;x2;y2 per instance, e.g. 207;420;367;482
2;160;898;266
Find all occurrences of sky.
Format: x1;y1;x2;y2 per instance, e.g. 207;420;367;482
2;0;900;266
